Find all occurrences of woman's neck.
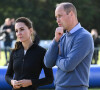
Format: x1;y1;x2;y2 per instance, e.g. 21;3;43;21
22;40;33;50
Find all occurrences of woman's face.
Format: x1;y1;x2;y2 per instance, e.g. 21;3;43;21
15;22;32;42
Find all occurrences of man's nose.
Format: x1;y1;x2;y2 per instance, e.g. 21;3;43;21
56;18;60;23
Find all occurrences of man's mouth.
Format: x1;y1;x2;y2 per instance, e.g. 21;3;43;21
58;24;62;27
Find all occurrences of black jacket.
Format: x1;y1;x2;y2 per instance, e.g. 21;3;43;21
5;43;54;90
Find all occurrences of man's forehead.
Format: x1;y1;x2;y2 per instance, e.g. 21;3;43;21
55;6;64;13
56;5;64;10
55;6;65;15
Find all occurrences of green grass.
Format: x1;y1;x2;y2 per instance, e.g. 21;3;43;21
91;51;100;65
1;50;100;66
0;50;10;66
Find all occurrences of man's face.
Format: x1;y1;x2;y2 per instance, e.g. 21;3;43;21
5;19;12;26
55;6;71;30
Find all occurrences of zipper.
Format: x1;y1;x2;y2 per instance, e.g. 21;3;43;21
21;58;24;74
21;50;27;75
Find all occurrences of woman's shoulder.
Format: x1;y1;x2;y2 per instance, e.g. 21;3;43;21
36;44;46;52
31;44;46;54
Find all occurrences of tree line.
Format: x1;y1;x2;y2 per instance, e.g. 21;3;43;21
0;0;100;39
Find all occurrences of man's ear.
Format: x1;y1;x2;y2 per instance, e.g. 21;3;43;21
70;11;73;16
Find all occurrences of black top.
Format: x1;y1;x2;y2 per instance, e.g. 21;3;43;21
5;43;54;90
94;37;100;47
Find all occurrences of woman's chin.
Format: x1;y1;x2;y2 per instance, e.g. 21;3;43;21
19;40;23;42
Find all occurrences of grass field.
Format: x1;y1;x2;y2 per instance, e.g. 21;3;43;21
0;50;10;66
0;51;100;90
1;50;100;66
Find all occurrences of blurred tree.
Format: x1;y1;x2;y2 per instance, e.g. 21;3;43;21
0;0;100;39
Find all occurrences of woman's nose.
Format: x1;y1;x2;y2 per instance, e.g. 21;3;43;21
17;31;22;35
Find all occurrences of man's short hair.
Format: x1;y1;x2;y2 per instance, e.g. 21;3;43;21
56;2;77;17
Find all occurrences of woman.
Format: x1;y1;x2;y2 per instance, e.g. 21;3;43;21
5;17;54;90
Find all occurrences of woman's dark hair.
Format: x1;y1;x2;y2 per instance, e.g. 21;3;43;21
15;17;33;29
13;17;34;51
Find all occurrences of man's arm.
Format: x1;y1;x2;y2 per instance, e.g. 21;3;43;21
44;27;64;68
44;40;59;68
56;34;94;72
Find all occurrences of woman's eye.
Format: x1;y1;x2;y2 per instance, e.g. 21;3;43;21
20;29;24;31
15;28;24;33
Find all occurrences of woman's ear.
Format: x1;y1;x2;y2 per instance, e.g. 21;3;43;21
30;28;33;34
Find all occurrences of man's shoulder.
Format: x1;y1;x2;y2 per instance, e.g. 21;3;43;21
77;28;91;37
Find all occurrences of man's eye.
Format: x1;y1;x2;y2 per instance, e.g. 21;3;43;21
15;30;18;32
58;15;62;18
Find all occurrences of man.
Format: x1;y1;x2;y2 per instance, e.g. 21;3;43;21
0;18;13;65
44;2;94;90
91;29;100;64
